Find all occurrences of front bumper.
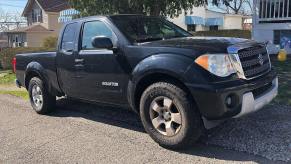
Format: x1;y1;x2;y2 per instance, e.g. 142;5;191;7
233;77;278;118
187;69;278;120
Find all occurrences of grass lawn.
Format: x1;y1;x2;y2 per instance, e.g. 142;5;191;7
0;70;28;99
0;90;29;99
271;58;291;105
0;70;16;84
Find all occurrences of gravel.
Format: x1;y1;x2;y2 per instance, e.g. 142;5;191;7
206;104;291;162
0;94;290;163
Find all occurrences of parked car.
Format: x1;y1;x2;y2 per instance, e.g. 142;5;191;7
14;15;278;149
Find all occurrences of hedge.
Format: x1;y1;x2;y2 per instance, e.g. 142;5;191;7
0;47;55;70
42;36;58;49
192;30;251;39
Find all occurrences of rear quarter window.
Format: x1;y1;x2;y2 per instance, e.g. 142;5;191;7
61;23;78;51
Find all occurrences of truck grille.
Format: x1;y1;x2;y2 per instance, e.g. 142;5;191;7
238;46;271;79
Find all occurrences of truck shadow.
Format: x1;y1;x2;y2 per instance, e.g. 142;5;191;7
48;98;279;163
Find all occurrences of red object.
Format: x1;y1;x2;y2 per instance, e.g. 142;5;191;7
12;57;16;73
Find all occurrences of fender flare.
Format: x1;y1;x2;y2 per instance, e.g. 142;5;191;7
128;54;194;111
25;62;51;91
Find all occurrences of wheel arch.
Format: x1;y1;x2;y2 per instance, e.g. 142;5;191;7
24;62;49;91
129;72;197;114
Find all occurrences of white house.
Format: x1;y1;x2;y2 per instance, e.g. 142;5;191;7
168;5;246;32
253;0;291;54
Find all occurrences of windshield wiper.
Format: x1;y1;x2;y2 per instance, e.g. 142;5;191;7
136;37;164;43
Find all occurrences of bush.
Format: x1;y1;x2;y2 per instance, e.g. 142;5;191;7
192;30;251;39
42;36;58;49
0;47;55;69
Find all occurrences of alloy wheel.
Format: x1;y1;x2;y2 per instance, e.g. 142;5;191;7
32;85;43;109
149;96;182;137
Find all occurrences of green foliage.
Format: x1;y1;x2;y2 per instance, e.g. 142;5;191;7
43;36;58;49
0;70;28;100
0;70;15;84
0;90;29;99
191;30;251;39
271;57;291;106
0;47;55;69
68;0;206;17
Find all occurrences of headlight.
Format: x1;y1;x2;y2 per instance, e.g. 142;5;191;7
195;54;236;77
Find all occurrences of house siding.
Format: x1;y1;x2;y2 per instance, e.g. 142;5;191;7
47;12;62;34
26;32;56;47
223;16;243;30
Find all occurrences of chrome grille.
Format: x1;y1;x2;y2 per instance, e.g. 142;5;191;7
238;46;271;79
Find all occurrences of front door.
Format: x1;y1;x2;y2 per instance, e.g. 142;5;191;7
74;20;128;104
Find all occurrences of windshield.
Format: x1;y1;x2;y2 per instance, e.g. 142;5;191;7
110;16;192;43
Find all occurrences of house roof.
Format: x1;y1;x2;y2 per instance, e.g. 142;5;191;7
22;0;70;16
5;24;52;33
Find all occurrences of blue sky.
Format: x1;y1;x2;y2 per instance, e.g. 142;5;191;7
0;0;27;14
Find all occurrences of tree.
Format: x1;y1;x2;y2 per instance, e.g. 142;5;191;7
244;0;253;14
0;8;26;32
69;0;253;17
223;0;244;14
215;0;253;15
42;36;58;49
68;0;208;17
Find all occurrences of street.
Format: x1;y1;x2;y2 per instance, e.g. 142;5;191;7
0;94;289;163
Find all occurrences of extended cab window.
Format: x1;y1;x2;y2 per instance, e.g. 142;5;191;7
82;21;114;50
61;23;78;52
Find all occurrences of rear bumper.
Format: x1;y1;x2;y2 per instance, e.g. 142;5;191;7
15;79;21;88
187;69;278;120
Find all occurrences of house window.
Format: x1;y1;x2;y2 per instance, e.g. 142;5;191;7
209;25;218;31
274;30;291;48
32;9;42;23
187;25;196;32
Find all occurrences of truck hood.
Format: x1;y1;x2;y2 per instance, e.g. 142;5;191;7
140;37;259;54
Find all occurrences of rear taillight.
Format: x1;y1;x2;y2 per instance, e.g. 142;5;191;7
12;57;16;73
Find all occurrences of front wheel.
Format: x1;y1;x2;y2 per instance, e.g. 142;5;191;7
140;82;204;149
28;77;56;114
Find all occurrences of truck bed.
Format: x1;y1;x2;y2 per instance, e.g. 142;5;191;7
15;51;58;90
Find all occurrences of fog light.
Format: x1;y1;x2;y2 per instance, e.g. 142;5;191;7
225;96;232;107
225;94;238;108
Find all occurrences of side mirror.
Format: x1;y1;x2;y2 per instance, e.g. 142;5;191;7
91;36;113;49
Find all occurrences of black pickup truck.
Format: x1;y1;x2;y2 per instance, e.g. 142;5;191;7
15;15;278;149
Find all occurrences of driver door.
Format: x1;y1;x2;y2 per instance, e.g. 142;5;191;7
73;20;128;104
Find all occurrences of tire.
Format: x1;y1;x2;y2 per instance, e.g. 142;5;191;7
28;77;56;114
140;82;204;149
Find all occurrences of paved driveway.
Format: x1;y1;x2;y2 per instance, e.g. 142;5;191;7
0;94;289;163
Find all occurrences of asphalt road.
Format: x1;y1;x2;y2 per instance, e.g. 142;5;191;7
0;94;289;163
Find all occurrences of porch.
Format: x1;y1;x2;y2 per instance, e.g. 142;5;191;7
258;0;291;22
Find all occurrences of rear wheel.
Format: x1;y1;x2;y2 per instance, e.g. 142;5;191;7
28;77;56;114
140;82;204;149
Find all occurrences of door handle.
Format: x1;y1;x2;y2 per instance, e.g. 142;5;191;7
75;59;84;63
61;49;73;55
